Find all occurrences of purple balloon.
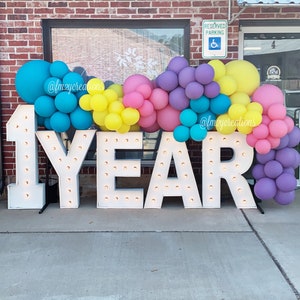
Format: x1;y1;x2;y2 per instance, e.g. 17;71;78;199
275;134;289;150
288;126;300;147
178;67;195;88
185;81;204;100
276;172;297;192
283;167;295;175
264;160;283;179
275;147;298;168
254;177;277;200
256;149;275;164
167;56;189;74
252;164;265;180
156;70;178;92
195;64;214;85
274;190;295;205
204;81;220;98
169;87;190;111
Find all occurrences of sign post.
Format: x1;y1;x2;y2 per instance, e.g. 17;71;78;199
202;20;228;59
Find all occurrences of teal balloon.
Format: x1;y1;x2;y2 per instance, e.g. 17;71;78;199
173;125;190;142
55;91;78;113
34;95;56;118
70;107;93;130
63;72;85;92
50;61;69;78
15;60;51;104
43;77;63;96
179;108;197;127
210;94;231;115
198;110;216;130
190;124;208;142
190;95;210;113
44;117;52;130
50;112;71;133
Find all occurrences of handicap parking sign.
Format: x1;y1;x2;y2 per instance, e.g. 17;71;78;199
208;37;221;50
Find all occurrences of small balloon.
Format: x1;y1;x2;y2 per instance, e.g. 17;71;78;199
50;111;71;133
70;107;93;130
169;87;190;111
204;81;220;98
34;95;56;118
210;94;231;115
254;177;277;200
180;109;198;127
195;63;214;85
156;70;178;92
276;172;297;192
167;56;189;74
185;81;204;100
178;66;195;88
173;125;190;142
190;95;210;114
190;124;208;141
149;88;169;110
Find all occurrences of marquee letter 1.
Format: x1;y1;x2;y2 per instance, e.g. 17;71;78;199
6;105;45;209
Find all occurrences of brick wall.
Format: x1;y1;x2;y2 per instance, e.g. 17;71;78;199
0;0;300;185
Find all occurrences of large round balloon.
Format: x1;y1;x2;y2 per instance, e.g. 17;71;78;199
50;111;71;133
254;177;277;200
225;60;260;96
70;107;93;130
157;105;180;131
15;60;51;104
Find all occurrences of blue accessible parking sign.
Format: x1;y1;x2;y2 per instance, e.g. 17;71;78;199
208;37;221;50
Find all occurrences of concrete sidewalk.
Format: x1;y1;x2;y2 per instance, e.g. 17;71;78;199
0;193;299;300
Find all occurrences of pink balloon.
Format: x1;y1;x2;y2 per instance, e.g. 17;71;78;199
284;116;295;133
157;105;180;131
255;139;272;154
252;84;284;114
246;133;258;147
252;123;269;139
141;121;160;133
267;135;281;148
269;119;288;138
136;83;153;100
261;114;271;125
178;67;195;88
138;111;157;128
149;88;169;110
267;103;286;120
122;91;144;108
123;74;152;94
138;100;154;117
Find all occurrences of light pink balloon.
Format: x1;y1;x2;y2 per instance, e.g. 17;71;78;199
157;105;180;131
122;91;144;108
149;88;169;110
138;111;157;128
123;74;152;94
255;139;272;154
267;135;281;148
136;83;153;100
252;84;284;114
261;114;271;125
267;103;286;120
284;116;295;133
138;100;154;117
269;119;288;138
246;133;258;147
252;123;269;139
141;121;160;133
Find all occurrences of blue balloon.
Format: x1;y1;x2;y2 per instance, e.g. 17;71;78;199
210;94;231;115
190;95;210;113
43;77;63;96
55;91;78;114
34;95;56;118
50;112;71;133
63;72;85;92
15;60;51;104
50;60;69;78
70;107;93;130
180;108;197;127
44;117;52;130
198;110;216;130
173;125;190;142
190;124;207;142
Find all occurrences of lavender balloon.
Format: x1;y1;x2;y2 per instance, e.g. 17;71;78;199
254;177;277;200
169;87;190;111
156;70;178;92
167;56;189;74
195;63;214;85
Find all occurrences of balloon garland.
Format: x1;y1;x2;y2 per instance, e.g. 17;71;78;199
14;57;300;205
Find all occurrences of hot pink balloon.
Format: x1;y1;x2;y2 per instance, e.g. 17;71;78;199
284;115;295;133
136;83;153;99
138;111;157;128
267;135;281;149
255;139;272;154
267;103;286;120
141;121;160;133
261;115;271;125
269;119;288;138
149;88;169;110
123;74;152;94
138;100;154;117
122;91;144;108
157;105;180;131
246;133;257;147
252;123;269;139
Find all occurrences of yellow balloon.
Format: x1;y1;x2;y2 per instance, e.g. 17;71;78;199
108;101;125;114
230;92;251;106
108;83;123;98
90;94;108;112
103;89;119;104
236;121;253;134
87;78;105;95
93;110;108;126
208;59;226;81
117;123;131;134
215;114;236;134
228;103;247;120
79;94;92;111
243;110;262;127
225;60;260;96
129;124;141;132
104;113;123;130
121;107;140;125
247;102;263;114
217;75;237;96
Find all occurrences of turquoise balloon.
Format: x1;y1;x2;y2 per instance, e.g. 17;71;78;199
210;94;231;115
50;112;71;133
50;60;69;78
43;77;63;96
70;107;93;130
55;91;78;113
190;95;210;113
34;95;56;118
179;108;197;127
190;124;208;142
15;60;51;104
63;72;85;93
173;125;190;142
198;110;216;130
